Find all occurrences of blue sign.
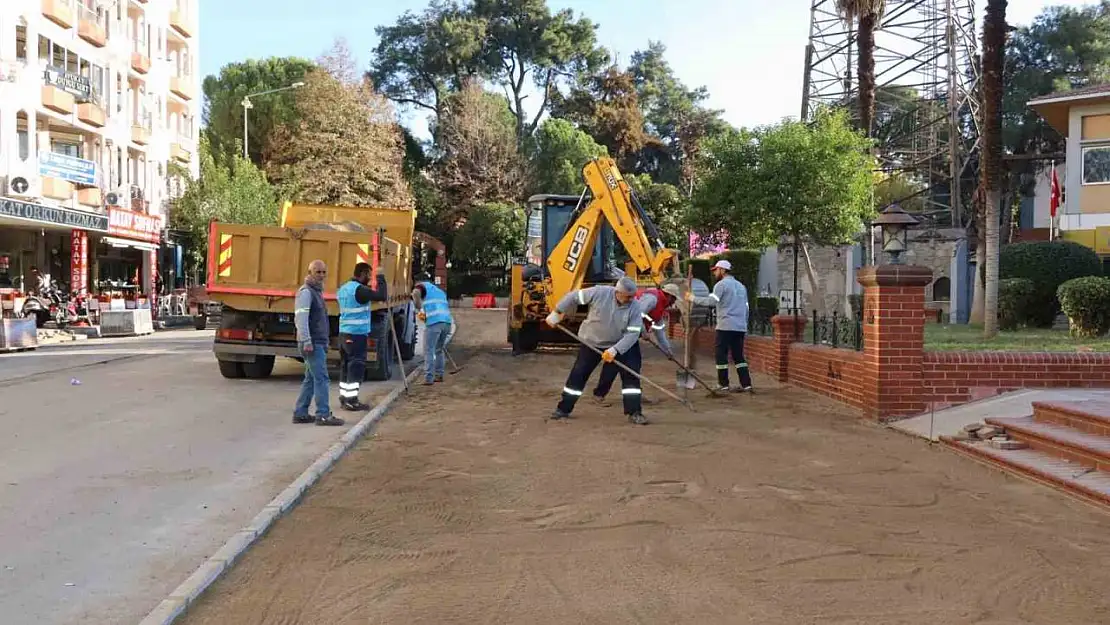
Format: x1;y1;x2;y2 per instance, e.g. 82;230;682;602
38;152;97;186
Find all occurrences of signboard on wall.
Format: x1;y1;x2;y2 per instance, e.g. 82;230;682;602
43;66;92;101
71;230;88;295
107;207;162;244
39;152;98;186
0;197;108;231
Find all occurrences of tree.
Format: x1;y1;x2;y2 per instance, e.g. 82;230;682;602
472;0;609;141
201;57;315;166
626;173;689;250
689;109;875;313
169;135;279;276
450;201;525;268
981;0;1008;338
265;66;412;208
527;117;608;195
833;0;886;136
434;79;526;223
550;66;649;168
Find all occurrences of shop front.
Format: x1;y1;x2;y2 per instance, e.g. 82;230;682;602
89;207;162;314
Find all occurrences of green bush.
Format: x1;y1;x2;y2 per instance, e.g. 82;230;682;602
999;240;1103;327
1057;276;1110;338
997;278;1036;331
755;296;778;320
684;258;712;285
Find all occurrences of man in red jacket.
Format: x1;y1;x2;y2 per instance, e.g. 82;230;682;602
590;282;681;405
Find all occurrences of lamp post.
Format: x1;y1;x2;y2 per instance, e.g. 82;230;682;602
240;81;305;159
872;203;920;265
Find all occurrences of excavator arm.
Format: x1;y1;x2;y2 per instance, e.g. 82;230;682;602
545;158;680;305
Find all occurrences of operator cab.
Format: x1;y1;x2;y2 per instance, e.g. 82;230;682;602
523;194;623;283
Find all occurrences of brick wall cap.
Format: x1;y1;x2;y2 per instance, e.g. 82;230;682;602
771;314;808;327
857;264;934;288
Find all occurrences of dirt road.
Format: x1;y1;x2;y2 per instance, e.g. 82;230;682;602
181;310;1110;624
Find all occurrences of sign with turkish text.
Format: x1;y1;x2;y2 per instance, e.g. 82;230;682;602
0;197;108;231
108;207;162;244
71;230;88;295
39;151;98;186
43;65;92;101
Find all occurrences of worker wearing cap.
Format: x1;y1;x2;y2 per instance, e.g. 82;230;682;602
686;259;753;393
590;282;681;406
545;277;648;425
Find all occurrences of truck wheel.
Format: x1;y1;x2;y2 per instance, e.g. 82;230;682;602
512;323;540;355
218;359;246;379
399;316;416;361
364;324;392;381
242;355;275;379
193;314;207;330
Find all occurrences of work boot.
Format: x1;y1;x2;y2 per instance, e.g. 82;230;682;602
435;375;444;382
315;414;345;426
731;386;753;394
422;379;435;386
714;385;731;394
292;414;315;424
549;408;572;421
627;412;650;425
342;399;371;412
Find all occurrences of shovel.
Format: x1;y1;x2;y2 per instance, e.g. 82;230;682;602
641;332;724;396
443;320;462;374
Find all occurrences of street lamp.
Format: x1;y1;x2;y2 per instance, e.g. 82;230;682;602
872;203;920;265
241;81;305;159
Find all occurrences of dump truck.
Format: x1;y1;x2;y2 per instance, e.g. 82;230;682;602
205;201;431;380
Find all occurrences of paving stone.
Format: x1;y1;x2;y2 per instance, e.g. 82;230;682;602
990;438;1028;450
962;423;984;433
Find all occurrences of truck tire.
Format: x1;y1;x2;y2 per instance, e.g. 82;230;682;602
398;313;416;361
218;359;245;379
242;355;275;379
512;322;540;355
364;322;393;381
193;314;207;330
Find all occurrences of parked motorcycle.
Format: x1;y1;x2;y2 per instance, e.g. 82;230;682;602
21;281;79;328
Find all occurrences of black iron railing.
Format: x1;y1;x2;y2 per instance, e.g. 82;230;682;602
811;309;864;351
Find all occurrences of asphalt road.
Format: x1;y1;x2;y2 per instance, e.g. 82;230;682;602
0;329;411;625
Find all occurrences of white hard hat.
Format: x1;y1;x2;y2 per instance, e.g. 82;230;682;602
712;259;732;271
660;283;682;299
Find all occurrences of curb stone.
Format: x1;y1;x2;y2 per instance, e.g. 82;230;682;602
138;366;422;625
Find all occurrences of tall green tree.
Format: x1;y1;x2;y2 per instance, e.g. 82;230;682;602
981;0;1008;338
833;0;886;136
450;201;525;268
201;57;315;166
549;66;649;170
169;136;279;276
627;173;689;250
527;117;608;195
689;109;875;312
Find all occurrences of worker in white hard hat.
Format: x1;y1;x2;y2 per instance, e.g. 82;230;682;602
685;259;753;393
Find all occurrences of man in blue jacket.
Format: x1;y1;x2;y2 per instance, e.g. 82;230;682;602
336;262;387;412
412;276;454;385
293;260;344;426
686;259;753;393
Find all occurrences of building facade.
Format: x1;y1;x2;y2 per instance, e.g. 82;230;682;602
0;0;198;305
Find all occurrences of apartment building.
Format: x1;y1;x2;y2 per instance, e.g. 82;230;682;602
0;0;198;303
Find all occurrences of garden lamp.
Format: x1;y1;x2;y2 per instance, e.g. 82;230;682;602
872;203;919;265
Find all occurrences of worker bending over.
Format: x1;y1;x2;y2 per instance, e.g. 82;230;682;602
412;275;454;385
591;282;681;406
336;262;387;412
546;277;648;425
686;259;753;393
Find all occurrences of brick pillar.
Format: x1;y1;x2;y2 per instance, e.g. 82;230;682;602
856;265;933;420
770;314;806;382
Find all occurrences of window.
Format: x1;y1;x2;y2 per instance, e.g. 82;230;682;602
1083;146;1110;185
51;141;81;159
38;35;49;62
16;26;27;61
17;130;28;161
931;277;951;302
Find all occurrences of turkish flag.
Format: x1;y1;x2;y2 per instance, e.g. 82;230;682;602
1050;164;1061;218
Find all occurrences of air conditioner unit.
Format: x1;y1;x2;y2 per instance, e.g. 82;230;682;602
2;175;37;198
105;191;121;206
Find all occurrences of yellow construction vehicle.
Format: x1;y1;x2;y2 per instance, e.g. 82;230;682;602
507;157;681;354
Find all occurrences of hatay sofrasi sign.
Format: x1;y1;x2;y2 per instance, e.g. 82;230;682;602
0;197;108;232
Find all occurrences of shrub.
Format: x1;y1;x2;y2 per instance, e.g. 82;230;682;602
754;296;778;320
1057;276;1110;338
997;278;1036;331
999;240;1103;327
683;258;712;285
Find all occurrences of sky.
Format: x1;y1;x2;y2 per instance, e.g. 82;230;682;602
198;0;1096;138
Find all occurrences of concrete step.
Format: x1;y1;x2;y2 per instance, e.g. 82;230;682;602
942;437;1110;510
986;415;1110;471
1032;399;1110;438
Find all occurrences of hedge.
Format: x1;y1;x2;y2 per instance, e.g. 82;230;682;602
1057;276;1110;338
999;240;1103;327
997;278;1036;331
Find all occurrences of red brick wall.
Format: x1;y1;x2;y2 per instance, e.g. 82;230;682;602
787;343;867;410
924;351;1110;409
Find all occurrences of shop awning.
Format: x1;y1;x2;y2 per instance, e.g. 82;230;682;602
103;236;160;252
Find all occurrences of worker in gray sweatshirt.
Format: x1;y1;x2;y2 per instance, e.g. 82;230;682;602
545;277;649;425
686;259;753;393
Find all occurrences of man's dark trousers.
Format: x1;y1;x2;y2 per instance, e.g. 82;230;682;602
558;343;643;415
338;332;368;402
714;329;752;389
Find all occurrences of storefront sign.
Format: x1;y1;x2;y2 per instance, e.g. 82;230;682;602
71;230;88;295
39;152;98;187
108;207;161;244
0;197;108;231
43;66;92;102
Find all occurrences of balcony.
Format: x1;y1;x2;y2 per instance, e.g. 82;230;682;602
130;51;150;74
41;0;75;29
42;177;74;202
41;85;75;115
77;7;107;47
169;75;194;101
131;124;150;145
77;187;101;208
170;142;191;163
76;102;106;127
170;7;193;38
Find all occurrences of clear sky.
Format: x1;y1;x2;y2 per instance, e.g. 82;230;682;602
199;0;1094;137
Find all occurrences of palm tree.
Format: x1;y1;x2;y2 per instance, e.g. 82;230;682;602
981;0;1008;337
835;0;886;136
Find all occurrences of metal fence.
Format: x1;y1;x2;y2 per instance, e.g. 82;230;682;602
809;309;864;351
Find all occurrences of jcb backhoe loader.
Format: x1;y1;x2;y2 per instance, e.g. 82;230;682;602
507;157;682;354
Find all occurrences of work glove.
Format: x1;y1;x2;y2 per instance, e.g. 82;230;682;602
545;311;563;327
417;310;427;322
601;347;617;363
683;290;695;302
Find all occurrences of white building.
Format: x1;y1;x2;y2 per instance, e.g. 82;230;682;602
0;0;198;302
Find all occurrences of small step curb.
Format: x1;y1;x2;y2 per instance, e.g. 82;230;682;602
138;366;422;625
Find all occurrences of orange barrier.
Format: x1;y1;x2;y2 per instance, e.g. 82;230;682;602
472;293;496;309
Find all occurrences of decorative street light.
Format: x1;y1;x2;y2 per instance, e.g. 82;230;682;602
241;82;305;159
872;203;920;265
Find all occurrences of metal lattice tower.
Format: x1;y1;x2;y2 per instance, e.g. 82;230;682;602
801;0;981;226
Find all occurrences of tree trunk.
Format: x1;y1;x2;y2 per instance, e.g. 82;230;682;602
969;235;985;324
800;238;826;315
857;12;877;136
984;190;1001;336
980;0;1007;338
